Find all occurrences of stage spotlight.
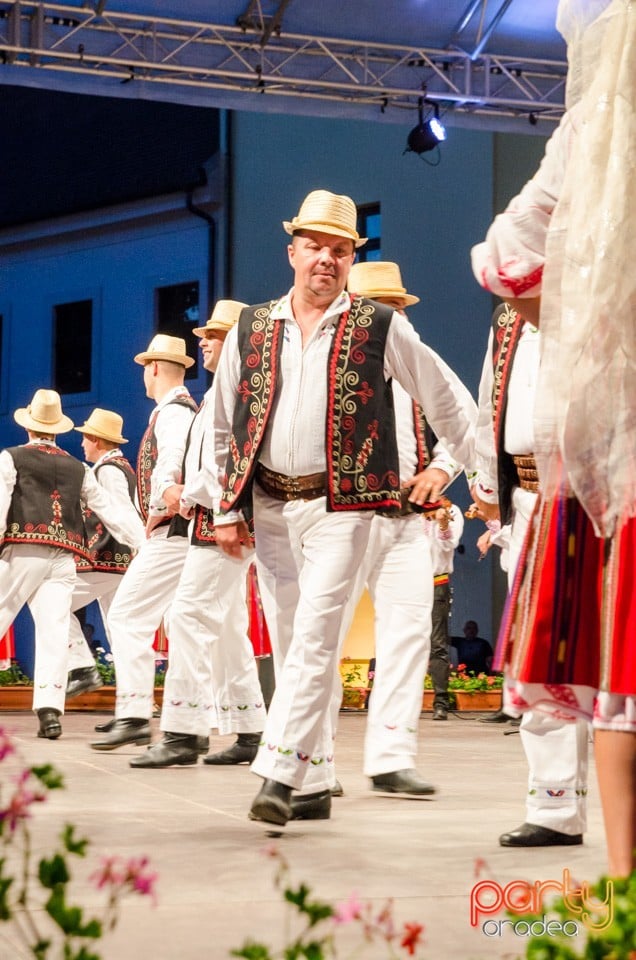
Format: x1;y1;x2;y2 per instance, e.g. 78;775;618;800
405;101;446;156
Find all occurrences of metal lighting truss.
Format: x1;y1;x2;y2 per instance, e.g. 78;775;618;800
0;1;567;125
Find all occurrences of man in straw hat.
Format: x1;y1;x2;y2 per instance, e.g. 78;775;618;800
65;408;143;699
91;334;198;751
212;189;477;825
305;261;470;818
0;389;144;739
128;300;267;768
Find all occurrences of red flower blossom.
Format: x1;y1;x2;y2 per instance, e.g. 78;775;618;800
400;921;424;955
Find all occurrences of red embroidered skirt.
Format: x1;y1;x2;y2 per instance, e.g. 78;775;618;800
497;495;636;705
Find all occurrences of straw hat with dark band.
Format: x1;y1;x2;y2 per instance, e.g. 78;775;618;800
75;408;128;444
14;389;74;434
192;299;248;338
347;261;420;307
133;334;194;368
283;190;367;248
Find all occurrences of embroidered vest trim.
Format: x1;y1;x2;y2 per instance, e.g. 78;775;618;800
220;297;402;513
136;394;198;523
83;456;137;573
491;302;525;525
3;444;89;559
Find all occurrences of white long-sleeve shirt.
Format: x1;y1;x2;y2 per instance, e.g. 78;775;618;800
180;388;221;512
213;290;477;516
146;386;196;518
471;109;577;299
422;503;464;576
0;440;145;551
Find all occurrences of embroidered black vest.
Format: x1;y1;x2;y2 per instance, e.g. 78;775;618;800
220;296;402;514
82;456;137;573
136;394;198;526
3;444;89;559
491;302;525;525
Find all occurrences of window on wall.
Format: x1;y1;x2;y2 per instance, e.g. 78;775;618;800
356;203;381;262
155;281;200;381
53;300;93;395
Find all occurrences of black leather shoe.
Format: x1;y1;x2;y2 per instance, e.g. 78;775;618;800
330;780;344;797
197;736;209;755
248;779;293;825
371;769;436;796
204;732;261;765
94;716;115;733
479;710;510;724
37;708;62;740
130;733;199;768
66;665;103;699
290;790;331;820
90;718;151;751
499;823;583;847
433;704;448;720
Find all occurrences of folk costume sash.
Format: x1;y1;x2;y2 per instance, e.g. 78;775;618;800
220;296;402;514
83;454;137;573
136;393;198;524
491;302;525;525
3;444;89;559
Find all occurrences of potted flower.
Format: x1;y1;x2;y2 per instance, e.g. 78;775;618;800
339;658;369;710
0;655;166;713
448;665;503;711
422;674;435;711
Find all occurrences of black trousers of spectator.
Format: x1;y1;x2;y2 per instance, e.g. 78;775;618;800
429;581;451;708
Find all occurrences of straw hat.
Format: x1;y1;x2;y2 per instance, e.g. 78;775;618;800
192;299;248;338
347;261;420;307
75;408;128;444
133;334;194;368
14;389;74;434
283;190;367;248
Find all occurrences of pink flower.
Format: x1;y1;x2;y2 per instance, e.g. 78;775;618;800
457;663;467;672
0;728;15;762
123;856;159;903
333;891;363;924
91;855;158;904
0;780;45;832
400;921;425;956
90;856;125;889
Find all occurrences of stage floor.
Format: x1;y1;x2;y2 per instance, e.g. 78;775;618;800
0;710;603;959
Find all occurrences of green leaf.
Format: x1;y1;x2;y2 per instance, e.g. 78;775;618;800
0;859;14;921
229;943;273;959
62;824;89;857
39;853;70;889
30;764;65;791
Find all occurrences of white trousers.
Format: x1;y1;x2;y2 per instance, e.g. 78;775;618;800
68;571;122;670
0;544;76;713
332;514;433;776
160;544;266;737
251;487;373;793
509;486;589;832
520;711;589;834
107;530;189;720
